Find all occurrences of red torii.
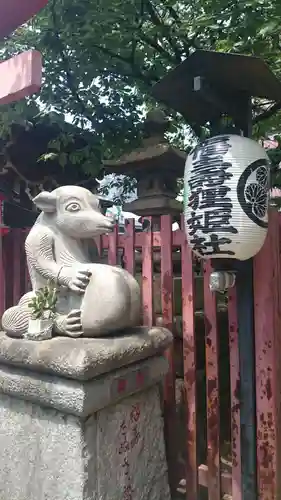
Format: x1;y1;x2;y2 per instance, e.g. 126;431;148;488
0;0;48;104
0;0;48;234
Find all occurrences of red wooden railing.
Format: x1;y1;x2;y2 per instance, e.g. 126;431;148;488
1;212;281;500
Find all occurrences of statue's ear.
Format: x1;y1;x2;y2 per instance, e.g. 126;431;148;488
33;191;57;213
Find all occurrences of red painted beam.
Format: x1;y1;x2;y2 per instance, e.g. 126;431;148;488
0;0;48;38
0;50;42;105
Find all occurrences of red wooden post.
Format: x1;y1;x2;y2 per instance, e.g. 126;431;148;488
123;219;135;275
180;214;198;500
0;233;8;314
228;285;242;500
19;230;28;296
160;215;177;492
107;224;118;266
12;229;22;304
2;230;24;307
203;261;221;500
2;230;18;308
253;210;281;500
142;217;154;327
0;194;7;315
160;215;174;331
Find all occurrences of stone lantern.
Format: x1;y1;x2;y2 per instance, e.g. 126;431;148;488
104;109;188;322
103;109;185;230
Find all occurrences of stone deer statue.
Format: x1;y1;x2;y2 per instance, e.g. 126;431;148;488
2;186;141;338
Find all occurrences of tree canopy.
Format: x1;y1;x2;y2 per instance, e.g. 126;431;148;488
1;0;281;194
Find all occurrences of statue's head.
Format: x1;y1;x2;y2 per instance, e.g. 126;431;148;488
33;186;115;238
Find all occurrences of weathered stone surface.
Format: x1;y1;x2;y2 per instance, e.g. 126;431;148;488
0;355;168;416
0;326;172;499
97;386;170;500
0;385;170;500
0;326;172;381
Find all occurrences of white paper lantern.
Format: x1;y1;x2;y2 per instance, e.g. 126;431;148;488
184;134;270;261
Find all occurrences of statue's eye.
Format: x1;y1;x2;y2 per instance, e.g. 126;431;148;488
65;202;81;212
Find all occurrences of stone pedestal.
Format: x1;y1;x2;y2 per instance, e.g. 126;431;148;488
0;327;172;500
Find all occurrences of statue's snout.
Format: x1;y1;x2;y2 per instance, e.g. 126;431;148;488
93;211;115;233
102;216;115;232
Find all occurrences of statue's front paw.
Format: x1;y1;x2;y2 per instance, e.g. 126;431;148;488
64;309;83;337
69;270;92;294
55;310;83;337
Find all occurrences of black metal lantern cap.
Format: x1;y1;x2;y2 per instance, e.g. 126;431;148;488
152;50;281;127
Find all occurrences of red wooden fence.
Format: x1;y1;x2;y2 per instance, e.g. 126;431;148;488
0;213;281;500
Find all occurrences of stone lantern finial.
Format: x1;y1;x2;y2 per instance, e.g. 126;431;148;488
143;109;169;146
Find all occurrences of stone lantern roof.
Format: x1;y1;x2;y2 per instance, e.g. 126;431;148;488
103;110;186;218
103;110;185;177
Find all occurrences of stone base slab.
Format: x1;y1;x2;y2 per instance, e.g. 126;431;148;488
0;355;167;416
0;326;172;380
0;327;172;499
0;385;170;500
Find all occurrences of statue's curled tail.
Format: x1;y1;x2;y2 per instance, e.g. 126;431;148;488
2;292;34;338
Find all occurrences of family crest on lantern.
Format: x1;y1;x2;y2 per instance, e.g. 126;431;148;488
237;159;269;227
184;134;270;261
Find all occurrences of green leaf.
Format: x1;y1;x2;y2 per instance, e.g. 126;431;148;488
58;152;68;169
259;21;279;37
28;283;58;318
37;152;58;162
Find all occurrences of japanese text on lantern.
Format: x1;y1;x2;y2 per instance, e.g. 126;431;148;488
187;135;238;256
118;403;141;500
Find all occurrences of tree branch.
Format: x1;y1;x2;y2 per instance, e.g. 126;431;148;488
98;66;157;86
90;43;156;85
90;43;133;65
166;5;181;24
49;2;154;130
141;2;194;58
143;0;183;63
49;0;97;127
136;31;178;63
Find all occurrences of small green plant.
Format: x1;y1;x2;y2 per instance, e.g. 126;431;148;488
28;281;58;320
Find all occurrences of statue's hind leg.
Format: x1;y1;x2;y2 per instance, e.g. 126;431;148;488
2;291;35;338
54;309;83;338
